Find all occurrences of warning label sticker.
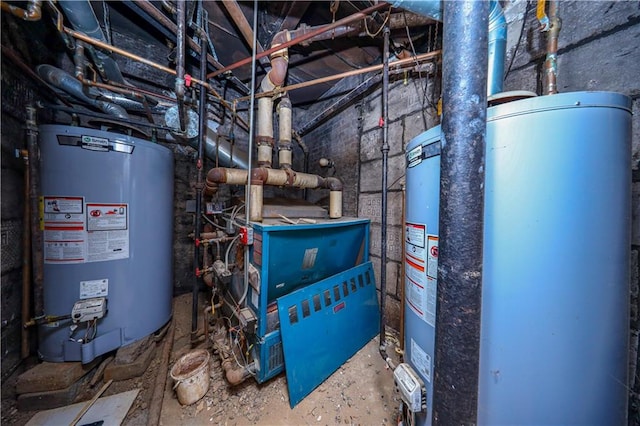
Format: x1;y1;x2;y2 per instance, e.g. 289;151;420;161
405;222;433;325
427;235;439;279
43;196;87;264
43;198;130;264
86;203;129;263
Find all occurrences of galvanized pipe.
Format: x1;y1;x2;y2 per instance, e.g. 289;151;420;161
433;1;489;424
191;3;207;341
207;2;389;79
175;0;187;132
379;26;391;363
20;149;31;359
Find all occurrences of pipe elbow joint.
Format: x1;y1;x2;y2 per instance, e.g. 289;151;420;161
324;177;343;191
207;168;227;184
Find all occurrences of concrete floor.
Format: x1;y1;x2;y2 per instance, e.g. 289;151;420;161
2;293;401;425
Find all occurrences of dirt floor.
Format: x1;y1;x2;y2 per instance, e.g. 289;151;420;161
2;293;402;425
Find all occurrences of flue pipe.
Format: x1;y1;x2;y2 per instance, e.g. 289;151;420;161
58;0;126;84
433;0;489;424
392;0;506;96
37;65;129;119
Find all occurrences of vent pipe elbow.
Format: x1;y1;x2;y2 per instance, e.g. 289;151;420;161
391;0;506;96
37;64;129;119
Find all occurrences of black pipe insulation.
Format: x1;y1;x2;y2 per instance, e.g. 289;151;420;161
379;26;390;361
432;1;489;424
191;1;207;340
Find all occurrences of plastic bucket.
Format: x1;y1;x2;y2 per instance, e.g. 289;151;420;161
170;349;210;405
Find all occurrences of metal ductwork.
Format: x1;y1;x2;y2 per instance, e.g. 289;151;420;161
391;0;506;96
37;64;129;120
58;0;126;84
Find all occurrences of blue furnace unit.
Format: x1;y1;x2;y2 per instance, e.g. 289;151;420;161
246;218;373;384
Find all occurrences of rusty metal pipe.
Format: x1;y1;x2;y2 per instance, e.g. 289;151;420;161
26;106;44;317
0;0;42;21
207;2;389;79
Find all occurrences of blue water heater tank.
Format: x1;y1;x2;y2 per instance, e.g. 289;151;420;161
404;91;631;424
38;125;174;363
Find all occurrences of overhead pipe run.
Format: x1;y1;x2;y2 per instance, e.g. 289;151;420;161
392;0;506;96
433;0;489;424
207;2;389;79
205;167;343;221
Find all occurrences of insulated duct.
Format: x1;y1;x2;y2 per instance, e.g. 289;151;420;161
58;0;126;85
391;0;506;96
37;65;129;119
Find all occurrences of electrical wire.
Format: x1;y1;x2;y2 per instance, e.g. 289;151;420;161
201;213;226;231
363;8;392;38
225;234;241;270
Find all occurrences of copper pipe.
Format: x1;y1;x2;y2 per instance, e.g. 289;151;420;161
207;2;389;79
20;149;31;359
544;0;561;95
26;106;44;317
236;50;441;102
0;0;42;21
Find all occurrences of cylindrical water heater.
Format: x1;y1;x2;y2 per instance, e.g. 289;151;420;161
403;92;631;424
38;125;174;363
